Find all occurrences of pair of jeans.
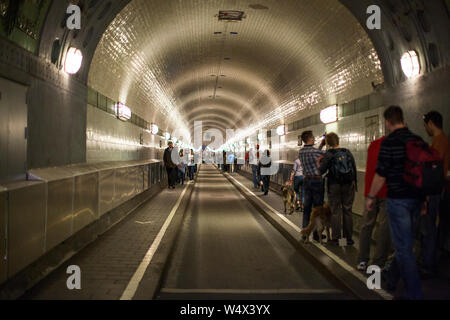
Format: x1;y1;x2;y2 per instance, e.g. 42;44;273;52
251;165;261;188
328;183;355;241
385;198;423;300
358;198;393;266
188;166;195;180
178;169;185;185
261;175;270;194
303;178;324;228
293;176;304;203
419;194;440;273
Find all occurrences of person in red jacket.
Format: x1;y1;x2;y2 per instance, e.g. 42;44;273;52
357;136;393;271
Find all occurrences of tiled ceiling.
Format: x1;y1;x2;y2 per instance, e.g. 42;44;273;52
88;0;383;139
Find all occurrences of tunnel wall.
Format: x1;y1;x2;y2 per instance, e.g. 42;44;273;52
0;38;87;173
86;104;165;162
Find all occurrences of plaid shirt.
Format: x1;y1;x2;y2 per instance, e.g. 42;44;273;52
299;145;325;177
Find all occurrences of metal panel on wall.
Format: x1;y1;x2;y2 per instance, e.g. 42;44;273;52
0;77;28;183
46;178;74;252
73;174;99;234
99;169;115;216
8;182;46;277
0;187;7;284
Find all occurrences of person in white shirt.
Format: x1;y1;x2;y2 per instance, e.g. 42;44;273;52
289;158;304;211
188;149;195;181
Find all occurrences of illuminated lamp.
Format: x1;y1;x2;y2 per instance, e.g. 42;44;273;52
165;132;171;140
117;103;131;121
401;50;421;78
320;105;338;124
151;124;159;135
64;47;83;74
277;125;286;136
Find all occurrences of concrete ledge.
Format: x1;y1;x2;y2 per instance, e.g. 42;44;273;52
0;183;166;300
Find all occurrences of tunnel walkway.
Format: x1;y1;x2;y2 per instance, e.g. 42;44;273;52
157;165;351;300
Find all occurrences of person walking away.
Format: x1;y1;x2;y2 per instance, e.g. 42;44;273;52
250;148;261;189
317;133;357;246
163;141;177;189
299;131;326;242
422;111;450;278
289;157;304;211
188;149;195;181
259;150;272;196
357;136;393;271
366;106;428;300
178;150;186;185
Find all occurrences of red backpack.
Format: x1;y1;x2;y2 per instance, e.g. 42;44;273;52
404;139;444;196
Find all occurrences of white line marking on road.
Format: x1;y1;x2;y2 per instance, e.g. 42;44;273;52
120;182;191;300
225;173;393;300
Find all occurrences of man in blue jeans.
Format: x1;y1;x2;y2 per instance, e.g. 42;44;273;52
299;131;326;242
366;106;424;300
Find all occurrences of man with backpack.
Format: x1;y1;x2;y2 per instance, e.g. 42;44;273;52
366;106;444;299
318;132;357;245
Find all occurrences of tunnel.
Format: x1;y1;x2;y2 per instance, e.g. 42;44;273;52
0;0;450;305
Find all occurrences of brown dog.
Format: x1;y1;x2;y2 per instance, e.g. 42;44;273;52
281;185;295;215
301;203;332;244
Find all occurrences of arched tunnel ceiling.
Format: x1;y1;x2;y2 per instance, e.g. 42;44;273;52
88;0;384;138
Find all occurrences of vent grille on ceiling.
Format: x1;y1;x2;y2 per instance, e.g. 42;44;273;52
218;10;245;21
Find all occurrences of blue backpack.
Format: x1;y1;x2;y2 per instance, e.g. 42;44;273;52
331;149;355;184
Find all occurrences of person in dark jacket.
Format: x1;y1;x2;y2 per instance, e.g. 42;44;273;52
318;132;357;245
163;141;177;189
259;150;272;196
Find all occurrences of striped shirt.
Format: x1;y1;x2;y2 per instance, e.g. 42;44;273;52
299;145;325;177
376;127;422;199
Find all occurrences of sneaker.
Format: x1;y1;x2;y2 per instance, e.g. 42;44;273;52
357;262;368;271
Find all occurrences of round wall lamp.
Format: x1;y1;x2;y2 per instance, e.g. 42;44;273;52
151;124;159;135
64;47;83;74
277;125;286;136
401;50;421;78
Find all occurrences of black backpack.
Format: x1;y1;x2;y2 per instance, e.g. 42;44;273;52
330;149;355;184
